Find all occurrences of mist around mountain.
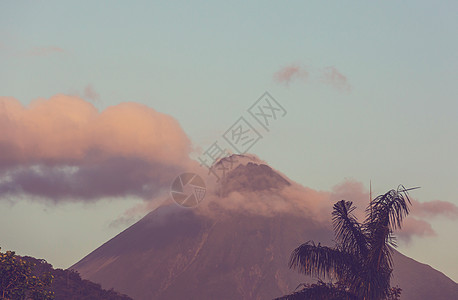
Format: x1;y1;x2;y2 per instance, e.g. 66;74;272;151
72;155;458;300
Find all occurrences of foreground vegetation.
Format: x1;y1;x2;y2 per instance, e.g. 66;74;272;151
276;186;415;300
0;249;132;300
0;249;53;300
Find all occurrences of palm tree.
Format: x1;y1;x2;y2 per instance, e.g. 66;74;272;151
275;185;416;300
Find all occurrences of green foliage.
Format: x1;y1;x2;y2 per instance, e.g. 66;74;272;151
275;280;358;300
276;186;414;300
19;256;132;300
0;248;54;300
1;249;131;300
387;286;402;300
276;281;402;300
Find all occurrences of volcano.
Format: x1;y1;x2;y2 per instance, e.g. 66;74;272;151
72;155;458;300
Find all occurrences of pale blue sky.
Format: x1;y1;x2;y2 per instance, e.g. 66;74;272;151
1;1;457;280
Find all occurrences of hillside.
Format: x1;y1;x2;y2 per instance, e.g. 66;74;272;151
21;256;133;300
72;155;458;299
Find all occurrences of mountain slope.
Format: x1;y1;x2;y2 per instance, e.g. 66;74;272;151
72;155;458;300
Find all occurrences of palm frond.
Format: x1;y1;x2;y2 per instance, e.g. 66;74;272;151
288;241;357;280
277;186;416;300
273;281;358;300
332;200;368;257
353;266;392;300
364;185;413;273
366;185;412;231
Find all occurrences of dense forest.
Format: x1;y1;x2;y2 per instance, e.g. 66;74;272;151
23;256;132;300
0;249;132;300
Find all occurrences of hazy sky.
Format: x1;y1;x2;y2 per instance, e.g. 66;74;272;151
1;1;457;281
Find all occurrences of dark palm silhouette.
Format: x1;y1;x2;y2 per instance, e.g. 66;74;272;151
275;185;416;300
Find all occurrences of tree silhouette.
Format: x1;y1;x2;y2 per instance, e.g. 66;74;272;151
275;185;416;300
0;248;54;300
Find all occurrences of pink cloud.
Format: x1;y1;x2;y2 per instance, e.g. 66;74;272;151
273;64;308;85
411;199;458;219
329;180;370;220
328;183;458;242
0;95;191;166
308;180;449;242
0;95;193;202
273;64;351;91
27;46;65;56
321;66;351;92
326;182;449;243
398;217;436;243
330;180;369;206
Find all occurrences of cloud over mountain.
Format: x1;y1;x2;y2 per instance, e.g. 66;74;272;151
195;156;456;243
411;199;458;219
71;158;458;300
0;96;454;244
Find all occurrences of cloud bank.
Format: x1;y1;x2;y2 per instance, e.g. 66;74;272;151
0;95;193;202
411;199;458;219
197;173;455;242
396;199;458;242
1;95;454;243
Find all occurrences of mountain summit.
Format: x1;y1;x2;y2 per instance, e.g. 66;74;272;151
214;154;291;196
72;156;458;300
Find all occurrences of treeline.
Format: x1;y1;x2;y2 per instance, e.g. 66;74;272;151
22;256;133;300
1;248;132;300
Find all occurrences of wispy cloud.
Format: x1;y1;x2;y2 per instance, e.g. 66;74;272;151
321;66;351;92
274;63;351;92
411;199;458;219
273;64;308;85
198;176;454;243
83;84;100;102
398;217;436;243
